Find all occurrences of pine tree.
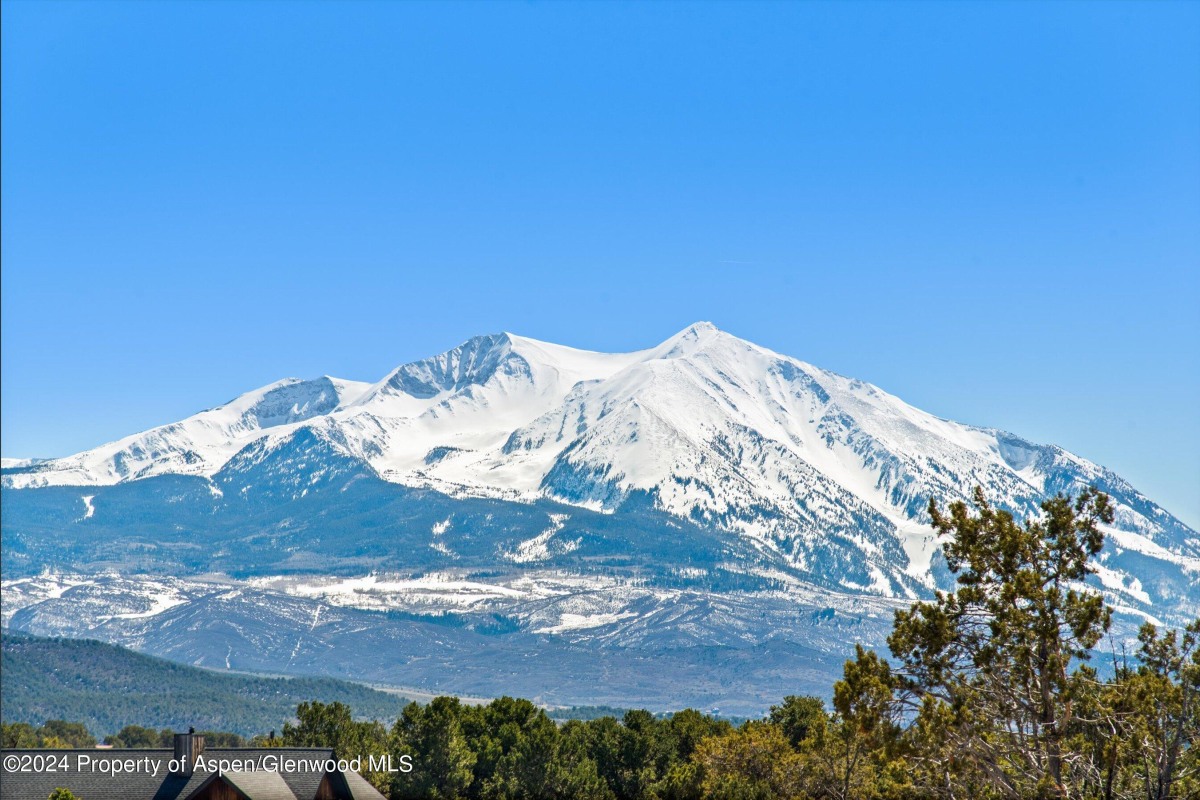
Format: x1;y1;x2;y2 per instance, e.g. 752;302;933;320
888;486;1115;798
1108;621;1200;800
390;697;475;799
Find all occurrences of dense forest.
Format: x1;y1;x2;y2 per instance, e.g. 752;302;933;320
4;489;1197;799
0;631;417;735
0;632;635;735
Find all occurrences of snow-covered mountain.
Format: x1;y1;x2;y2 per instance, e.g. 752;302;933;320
3;376;371;485
3;323;1197;711
5;323;1197;613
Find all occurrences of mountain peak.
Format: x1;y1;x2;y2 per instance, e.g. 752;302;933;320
677;320;720;337
468;331;516;348
371;333;522;400
4;323;1196;626
650;321;733;359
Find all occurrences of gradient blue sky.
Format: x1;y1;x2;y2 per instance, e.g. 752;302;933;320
2;1;1198;528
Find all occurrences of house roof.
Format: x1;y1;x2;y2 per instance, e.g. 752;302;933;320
0;748;385;800
338;767;391;800
188;769;299;800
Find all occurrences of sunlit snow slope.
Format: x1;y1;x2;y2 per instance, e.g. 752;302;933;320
5;323;1197;614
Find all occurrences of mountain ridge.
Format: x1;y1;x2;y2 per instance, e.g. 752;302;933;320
4;322;1197;613
2;324;1197;712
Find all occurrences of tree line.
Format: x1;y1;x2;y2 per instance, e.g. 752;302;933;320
4;488;1197;799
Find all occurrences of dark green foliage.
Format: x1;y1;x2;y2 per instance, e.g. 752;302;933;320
545;706;636;722
887;487;1118;797
666;708;733;761
284;700;389;788
2;722;40;748
243;694;737;799
197;730;248;748
102;724;248;748
34;720;95;749
2;720;94;749
102;725;169;748
1;631;412;736
1100;621;1200;800
692;721;802;800
390;697;475;799
769;696;827;750
3;719;248;751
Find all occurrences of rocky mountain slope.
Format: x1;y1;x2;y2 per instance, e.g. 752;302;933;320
3;324;1196;713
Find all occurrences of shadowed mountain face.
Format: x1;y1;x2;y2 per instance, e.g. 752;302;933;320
3;324;1196;714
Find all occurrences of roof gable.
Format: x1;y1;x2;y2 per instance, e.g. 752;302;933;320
186;770;298;800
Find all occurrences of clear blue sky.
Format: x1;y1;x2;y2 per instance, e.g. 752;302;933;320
2;1;1197;528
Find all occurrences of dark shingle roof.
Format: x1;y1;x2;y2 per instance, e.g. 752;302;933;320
0;748;383;800
189;770;299;800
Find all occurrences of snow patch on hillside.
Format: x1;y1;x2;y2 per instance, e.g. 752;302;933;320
4;323;1195;619
503;513;574;563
